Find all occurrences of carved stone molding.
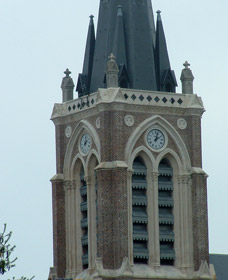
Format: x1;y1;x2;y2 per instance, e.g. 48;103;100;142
84;175;92;186
151;172;159;183
64;180;76;191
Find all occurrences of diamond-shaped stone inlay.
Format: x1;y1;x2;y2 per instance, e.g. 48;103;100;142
82;102;85;108
147;95;152;102
139;95;144;101
170;98;175;104
162;97;167;103
154;96;160;103
68;106;71;112
77;103;81;109
124;93;129;99
73;104;76;110
91;99;94;105
131;94;136;101
177;98;183;105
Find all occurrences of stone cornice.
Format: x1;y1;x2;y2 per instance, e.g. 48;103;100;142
51;88;205;125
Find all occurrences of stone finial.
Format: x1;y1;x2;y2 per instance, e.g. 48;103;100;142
180;61;194;94
61;68;75;103
106;53;119;88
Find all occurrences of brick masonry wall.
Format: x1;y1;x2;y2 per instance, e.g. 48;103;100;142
52;179;66;278
52;101;208;276
188;115;202;167
96;168;128;269
55;124;67;174
191;174;209;270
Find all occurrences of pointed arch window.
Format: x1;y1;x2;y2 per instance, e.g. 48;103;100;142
158;159;175;265
132;157;149;263
80;167;88;269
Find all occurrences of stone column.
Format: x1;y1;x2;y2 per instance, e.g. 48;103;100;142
151;172;160;269
85;175;97;270
65;180;78;279
51;174;66;278
127;169;134;266
178;175;194;275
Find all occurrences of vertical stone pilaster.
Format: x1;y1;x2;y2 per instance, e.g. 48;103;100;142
85;174;97;270
65;180;78;279
151;172;160;269
96;165;128;269
191;172;209;270
51;175;66;278
190;116;202;168
178;175;194;275
127;169;134;266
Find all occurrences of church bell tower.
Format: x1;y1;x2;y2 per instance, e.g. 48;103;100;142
49;1;216;279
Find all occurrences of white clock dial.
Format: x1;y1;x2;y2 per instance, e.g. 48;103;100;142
147;129;165;150
80;133;92;155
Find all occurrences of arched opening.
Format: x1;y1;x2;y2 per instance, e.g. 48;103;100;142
119;78;128;88
87;154;99;266
158;158;175;265
132;157;149;264
165;83;173;93
80;167;88;269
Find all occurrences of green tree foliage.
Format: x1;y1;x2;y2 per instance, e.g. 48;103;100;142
0;224;34;280
0;224;17;274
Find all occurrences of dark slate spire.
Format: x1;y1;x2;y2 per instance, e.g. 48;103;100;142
77;15;95;97
76;0;177;95
89;0;158;93
155;11;177;92
112;5;127;67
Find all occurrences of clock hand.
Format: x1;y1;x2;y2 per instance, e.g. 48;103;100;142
154;133;159;142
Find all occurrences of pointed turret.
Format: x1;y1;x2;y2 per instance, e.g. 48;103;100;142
181;61;194;94
155;11;177;92
76;15;95;97
61;69;75;102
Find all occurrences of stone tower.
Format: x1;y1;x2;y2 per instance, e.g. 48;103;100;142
49;1;216;279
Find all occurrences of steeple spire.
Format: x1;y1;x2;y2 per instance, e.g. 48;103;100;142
77;0;177;95
89;0;158;93
112;5;127;68
76;15;95;97
155;11;177;92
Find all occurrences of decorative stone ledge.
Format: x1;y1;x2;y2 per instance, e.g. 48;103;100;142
51;88;205;120
50;173;64;182
95;161;128;170
73;258;216;280
191;168;208;178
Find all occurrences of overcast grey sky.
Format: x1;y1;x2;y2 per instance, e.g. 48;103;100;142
1;0;228;279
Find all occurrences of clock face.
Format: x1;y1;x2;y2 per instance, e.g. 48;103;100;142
147;129;166;150
80;133;92;155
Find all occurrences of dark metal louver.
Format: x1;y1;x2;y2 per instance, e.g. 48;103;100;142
158;159;175;265
132;157;149;263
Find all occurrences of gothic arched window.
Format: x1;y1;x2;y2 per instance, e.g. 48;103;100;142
80;167;88;269
158;159;175;265
132;157;149;264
